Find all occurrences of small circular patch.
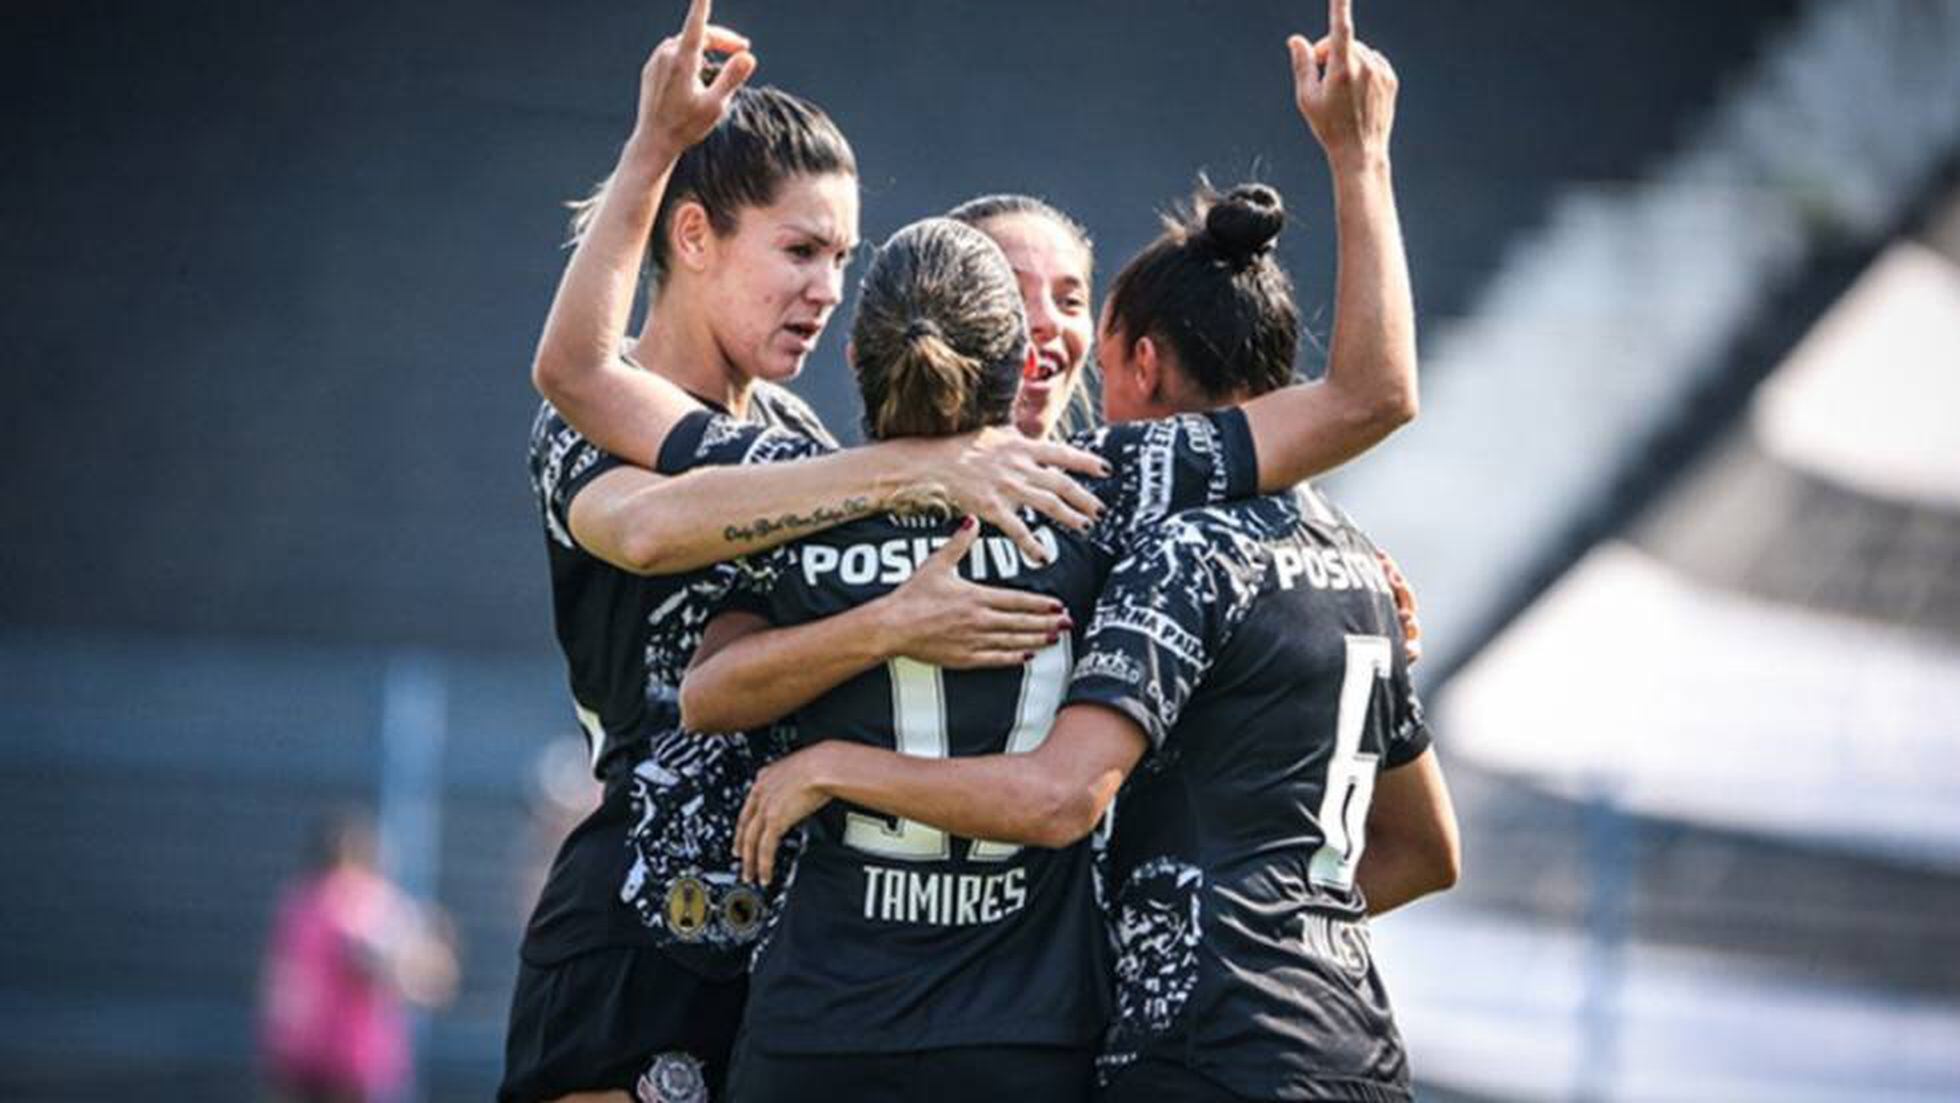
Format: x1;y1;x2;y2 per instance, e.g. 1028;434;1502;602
664;875;710;940
636;1051;707;1103
721;884;765;938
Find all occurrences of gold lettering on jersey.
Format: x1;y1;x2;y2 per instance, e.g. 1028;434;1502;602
859;865;1029;926
1272;542;1391;596
799;529;1062;589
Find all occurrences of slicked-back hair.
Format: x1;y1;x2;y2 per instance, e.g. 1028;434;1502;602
947;193;1094;268
568;82;856;288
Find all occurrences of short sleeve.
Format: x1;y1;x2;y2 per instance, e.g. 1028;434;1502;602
1064;509;1267;749
719;543;796;622
1382;651;1432;769
529;402;628;549
655;409;832;476
1072;408;1259;560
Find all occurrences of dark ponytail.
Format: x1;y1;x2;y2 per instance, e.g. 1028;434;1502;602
1105;180;1301;400
852;219;1027;440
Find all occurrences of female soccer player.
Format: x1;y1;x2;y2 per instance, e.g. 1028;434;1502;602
507;3;1107;1100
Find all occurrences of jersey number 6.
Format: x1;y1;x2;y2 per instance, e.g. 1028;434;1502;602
1308;634;1391;891
843;638;1073;863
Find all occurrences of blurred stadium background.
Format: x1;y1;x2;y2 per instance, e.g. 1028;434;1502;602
4;2;1956;1099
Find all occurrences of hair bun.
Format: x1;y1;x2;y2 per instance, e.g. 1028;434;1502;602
1203;183;1285;264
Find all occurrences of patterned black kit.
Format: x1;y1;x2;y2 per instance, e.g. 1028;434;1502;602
502;384;834;1103
652;407;1261;1099
1068;485;1432;1103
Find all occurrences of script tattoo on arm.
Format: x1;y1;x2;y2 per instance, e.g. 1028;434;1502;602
722;496;878;545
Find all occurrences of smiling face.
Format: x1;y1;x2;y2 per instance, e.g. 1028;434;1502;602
697;171;861;385
974;211;1094;438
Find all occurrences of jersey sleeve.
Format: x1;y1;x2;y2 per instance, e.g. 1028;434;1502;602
1381;646;1433;768
1072;408;1260;560
1064;510;1267;749
654;408;834;476
718;543;796;622
529;402;628;550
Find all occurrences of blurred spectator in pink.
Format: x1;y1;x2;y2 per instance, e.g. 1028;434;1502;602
259;809;459;1103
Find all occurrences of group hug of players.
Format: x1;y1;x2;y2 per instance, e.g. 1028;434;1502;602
506;1;1460;1100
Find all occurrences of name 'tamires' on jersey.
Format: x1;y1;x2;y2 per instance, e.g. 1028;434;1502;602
1066;485;1431;1102
658;406;1260;1056
524;382;833;976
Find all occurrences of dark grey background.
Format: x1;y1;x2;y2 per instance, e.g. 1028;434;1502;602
1;0;1793;655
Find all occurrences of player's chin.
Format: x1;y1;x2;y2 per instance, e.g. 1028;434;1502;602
754;350;809;385
1013;389;1064;440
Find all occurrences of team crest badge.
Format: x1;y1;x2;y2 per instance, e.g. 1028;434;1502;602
635;1052;707;1103
721;884;765;938
664;875;711;940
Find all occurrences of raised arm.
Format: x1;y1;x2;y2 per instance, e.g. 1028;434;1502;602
679;521;1070;730
531;0;755;463
734;704;1147;885
1243;0;1417;491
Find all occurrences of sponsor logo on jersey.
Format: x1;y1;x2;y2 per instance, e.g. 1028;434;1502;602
860;864;1029;926
1272;540;1391;596
799;527;1061;588
1073;649;1145;687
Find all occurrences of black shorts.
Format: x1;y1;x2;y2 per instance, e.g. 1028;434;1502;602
499;944;748;1102
729;1043;1095;1103
1098;1059;1247;1103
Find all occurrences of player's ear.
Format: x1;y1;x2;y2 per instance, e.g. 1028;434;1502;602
1133;335;1166;403
670;199;715;274
845;338;857;369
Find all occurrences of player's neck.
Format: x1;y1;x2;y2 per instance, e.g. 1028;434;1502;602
631;292;755;419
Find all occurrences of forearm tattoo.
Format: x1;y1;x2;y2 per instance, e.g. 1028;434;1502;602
724;496;876;545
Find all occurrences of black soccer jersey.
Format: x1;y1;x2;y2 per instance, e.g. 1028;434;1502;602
525;381;835;973
656;406;1260;1056
1066;486;1431;1102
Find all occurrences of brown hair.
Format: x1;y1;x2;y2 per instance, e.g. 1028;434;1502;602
851;218;1027;440
567;81;856;289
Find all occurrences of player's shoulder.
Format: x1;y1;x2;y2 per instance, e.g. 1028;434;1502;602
663;406;833;474
1161;492;1300;550
748;381;838;446
1067;409;1237;465
1292;484;1379;552
529;400;609;491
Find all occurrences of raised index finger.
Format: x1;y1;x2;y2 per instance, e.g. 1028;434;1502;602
1329;0;1354;49
680;0;713;53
